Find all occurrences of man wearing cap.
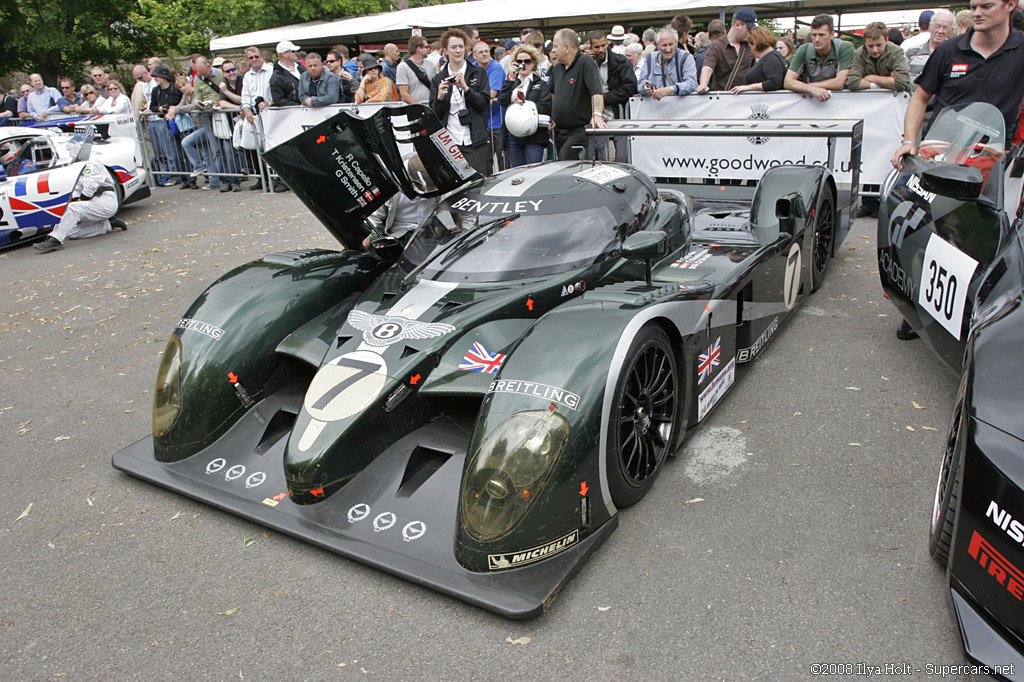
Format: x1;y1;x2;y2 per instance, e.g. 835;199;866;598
697;8;757;92
901;11;936;53
270;40;307;107
784;14;855;101
608;25;627;54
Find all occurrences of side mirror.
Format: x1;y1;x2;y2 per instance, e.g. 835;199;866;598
775;192;803;234
369;235;403;263
622;231;668;286
920;165;984;201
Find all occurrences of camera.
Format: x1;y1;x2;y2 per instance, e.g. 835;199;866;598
442;75;458;84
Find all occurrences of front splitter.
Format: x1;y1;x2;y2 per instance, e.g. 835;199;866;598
112;395;616;619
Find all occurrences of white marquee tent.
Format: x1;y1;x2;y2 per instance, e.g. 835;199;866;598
210;0;943;52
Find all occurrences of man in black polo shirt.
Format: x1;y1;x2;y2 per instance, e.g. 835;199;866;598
891;0;1024;170
889;0;1024;341
548;28;608;160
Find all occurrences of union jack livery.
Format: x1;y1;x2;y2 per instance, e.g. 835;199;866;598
697;337;721;384
458;342;506;374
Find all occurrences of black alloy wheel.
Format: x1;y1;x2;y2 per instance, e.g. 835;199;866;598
811;189;835;292
607;325;679;507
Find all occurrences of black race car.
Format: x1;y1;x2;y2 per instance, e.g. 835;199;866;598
880;102;1024;678
113;104;859;617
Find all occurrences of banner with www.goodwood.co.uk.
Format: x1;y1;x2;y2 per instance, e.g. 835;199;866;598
628;90;909;186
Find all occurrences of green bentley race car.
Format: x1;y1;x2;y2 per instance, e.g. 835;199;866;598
113;104;860;617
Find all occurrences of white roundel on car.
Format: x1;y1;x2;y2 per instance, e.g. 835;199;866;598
304;350;389;423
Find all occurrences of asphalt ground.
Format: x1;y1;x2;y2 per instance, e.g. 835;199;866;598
0;186;969;681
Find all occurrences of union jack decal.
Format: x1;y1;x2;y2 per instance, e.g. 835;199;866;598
458;342;506;374
697;337;721;385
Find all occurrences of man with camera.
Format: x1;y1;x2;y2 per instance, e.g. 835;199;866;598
429;28;491;175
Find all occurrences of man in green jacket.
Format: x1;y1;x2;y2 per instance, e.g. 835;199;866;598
846;22;912;92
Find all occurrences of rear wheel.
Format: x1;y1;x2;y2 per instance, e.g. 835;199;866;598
810;189;835;292
607;325;679;507
929;399;965;566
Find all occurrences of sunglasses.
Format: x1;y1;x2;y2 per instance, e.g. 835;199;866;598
20;90;31;94
62;85;75;89
325;58;338;63
225;68;237;73
247;55;261;60
516;59;533;65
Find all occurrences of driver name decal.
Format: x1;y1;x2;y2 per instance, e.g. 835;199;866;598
449;197;543;214
697;357;736;421
488;379;580;410
488;530;579;570
329;148;380;207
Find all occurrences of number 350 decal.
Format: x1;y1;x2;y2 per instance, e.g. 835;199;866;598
917;233;978;340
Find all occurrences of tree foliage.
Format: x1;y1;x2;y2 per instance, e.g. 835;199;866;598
0;0;143;84
130;0;389;57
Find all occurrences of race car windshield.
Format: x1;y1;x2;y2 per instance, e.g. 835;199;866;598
917;102;1005;202
401;205;622;282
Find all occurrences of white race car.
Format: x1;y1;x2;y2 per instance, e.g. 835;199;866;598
0;116;150;248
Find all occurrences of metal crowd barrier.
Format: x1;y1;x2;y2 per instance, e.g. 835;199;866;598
135;107;276;192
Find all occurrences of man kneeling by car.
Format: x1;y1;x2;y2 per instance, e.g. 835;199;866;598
34;159;126;253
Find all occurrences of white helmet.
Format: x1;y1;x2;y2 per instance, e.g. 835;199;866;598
505;100;539;138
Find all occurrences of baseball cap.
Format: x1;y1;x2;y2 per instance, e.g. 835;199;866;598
211;57;225;67
919;10;935;26
276;40;300;54
733;8;758;30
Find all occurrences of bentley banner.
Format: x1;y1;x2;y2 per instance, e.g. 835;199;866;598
628;91;909;186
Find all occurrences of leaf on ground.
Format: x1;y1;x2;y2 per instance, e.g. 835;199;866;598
170;511;183;520
47;539;55;549
922;426;938;431
685;498;705;504
54;436;70;442
912;401;926;409
218;607;239;616
906;425;916;431
845;386;861;391
16;503;33;521
848;442;862;447
596;606;612;612
506;636;532;645
243;536;255;547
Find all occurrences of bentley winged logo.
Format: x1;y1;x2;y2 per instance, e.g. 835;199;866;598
347;309;455;347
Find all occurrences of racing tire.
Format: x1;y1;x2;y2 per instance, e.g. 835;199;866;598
810;188;835;292
929;398;965;567
607;324;679;508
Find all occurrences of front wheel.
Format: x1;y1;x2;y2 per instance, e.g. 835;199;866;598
607;325;679;508
810;188;835;292
929;398;965;566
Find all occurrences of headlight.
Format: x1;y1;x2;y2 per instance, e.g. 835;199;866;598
153;335;183;437
460;409;569;542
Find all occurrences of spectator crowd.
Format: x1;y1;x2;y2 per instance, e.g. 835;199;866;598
2;4;1022;192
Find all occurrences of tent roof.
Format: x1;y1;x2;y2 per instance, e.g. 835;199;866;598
210;0;941;52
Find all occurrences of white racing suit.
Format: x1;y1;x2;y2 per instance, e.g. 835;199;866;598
50;160;118;244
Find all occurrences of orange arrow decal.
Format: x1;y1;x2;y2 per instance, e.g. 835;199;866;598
409;374;421;385
310;488;325;497
579;481;589;496
272;492;287;501
526;298;534;311
315;135;326;144
227;372;238;384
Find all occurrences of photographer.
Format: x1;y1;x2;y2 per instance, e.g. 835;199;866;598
429;28;491;174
